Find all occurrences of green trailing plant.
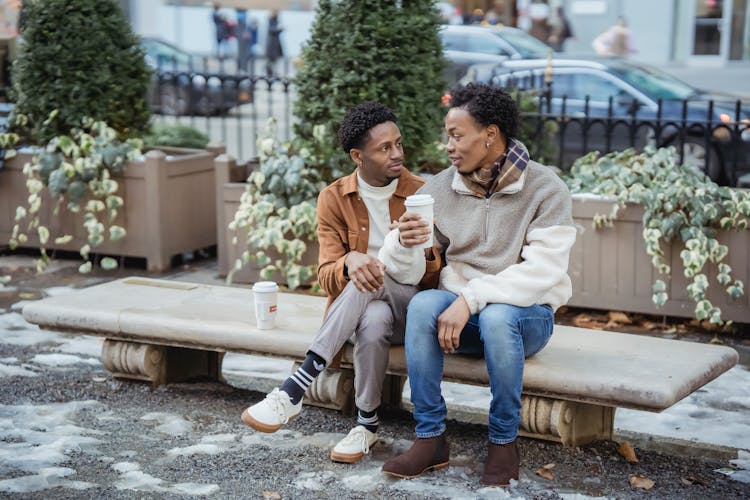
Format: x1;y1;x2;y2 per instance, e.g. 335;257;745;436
228;119;326;290
293;0;446;181
565;146;749;326
144;123;209;150
10;0;151;143
6;113;143;273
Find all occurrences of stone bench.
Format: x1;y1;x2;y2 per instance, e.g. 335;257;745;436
22;277;738;447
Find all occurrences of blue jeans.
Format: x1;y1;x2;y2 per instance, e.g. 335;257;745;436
406;289;553;444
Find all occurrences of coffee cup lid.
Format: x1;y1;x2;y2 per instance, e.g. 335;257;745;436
404;194;434;206
253;281;279;292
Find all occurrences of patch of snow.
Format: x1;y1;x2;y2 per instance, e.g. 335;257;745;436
167;444;221;457
0;467;95;493
30;353;101;367
0;362;37;377
111;461;220;495
140;412;193;437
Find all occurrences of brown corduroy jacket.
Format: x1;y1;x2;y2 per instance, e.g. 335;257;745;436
316;168;442;310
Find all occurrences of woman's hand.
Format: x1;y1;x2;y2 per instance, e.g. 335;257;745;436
437;295;471;353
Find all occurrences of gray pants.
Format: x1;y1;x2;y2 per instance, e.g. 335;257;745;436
308;275;418;411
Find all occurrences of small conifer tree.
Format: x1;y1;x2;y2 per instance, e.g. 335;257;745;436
293;0;446;179
11;0;151;143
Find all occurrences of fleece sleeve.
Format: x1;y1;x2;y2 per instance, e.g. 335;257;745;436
377;229;425;285
459;224;577;313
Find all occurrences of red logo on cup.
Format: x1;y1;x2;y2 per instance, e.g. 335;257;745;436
269;305;277;313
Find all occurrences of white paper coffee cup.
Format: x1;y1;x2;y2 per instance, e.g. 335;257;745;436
404;194;434;249
252;281;279;330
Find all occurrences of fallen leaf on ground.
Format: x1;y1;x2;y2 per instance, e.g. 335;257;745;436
681;475;706;486
18;292;37;300
573;313;607;330
641;320;662;330
262;491;281;500
629;474;655;490
618;441;638;463
709;335;724;345
608;311;632;324
92;377;107;382
536;467;554;480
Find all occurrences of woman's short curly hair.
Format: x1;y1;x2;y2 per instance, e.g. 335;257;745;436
337;101;398;154
449;83;519;141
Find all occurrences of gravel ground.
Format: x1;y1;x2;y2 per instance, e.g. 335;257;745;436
1;254;749;499
1;357;749;499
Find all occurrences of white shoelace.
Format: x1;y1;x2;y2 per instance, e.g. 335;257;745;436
266;389;293;424
342;426;372;454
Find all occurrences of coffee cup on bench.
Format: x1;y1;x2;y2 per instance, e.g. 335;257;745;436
252;281;279;329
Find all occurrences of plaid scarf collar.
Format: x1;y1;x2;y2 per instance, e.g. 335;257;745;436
459;138;530;198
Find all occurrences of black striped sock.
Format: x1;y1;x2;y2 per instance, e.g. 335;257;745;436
357;407;379;434
280;351;326;404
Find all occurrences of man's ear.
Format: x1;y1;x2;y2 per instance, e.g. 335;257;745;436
349;149;362;166
486;124;506;150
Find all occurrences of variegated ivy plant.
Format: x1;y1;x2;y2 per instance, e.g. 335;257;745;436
228;118;326;290
4;112;142;273
565;146;750;326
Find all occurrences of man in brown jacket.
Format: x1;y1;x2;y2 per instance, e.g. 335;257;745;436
242;101;438;463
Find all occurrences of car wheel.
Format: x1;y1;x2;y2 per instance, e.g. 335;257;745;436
159;85;190;116
671;137;723;182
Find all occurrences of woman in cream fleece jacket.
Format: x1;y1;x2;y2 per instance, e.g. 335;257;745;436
380;83;577;486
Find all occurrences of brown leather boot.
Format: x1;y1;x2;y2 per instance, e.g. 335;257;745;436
382;435;450;479
481;440;520;486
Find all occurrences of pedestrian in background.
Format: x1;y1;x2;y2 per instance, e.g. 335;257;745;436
528;0;551;43
592;16;636;57
548;6;573;52
265;9;284;78
211;3;229;60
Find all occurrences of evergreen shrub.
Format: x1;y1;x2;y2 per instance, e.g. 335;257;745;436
293;0;446;180
11;0;151;143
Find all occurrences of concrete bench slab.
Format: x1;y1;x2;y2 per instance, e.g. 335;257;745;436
22;277;738;446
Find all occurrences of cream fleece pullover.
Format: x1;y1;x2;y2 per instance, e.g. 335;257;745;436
379;161;577;313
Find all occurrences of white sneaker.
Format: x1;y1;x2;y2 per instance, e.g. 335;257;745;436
330;425;378;463
241;388;302;433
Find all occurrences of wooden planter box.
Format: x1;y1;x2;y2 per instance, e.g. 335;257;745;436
569;196;750;323
215;155;318;285
0;146;222;272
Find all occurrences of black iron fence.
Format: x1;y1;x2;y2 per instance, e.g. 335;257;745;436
149;54;296;162
485;72;750;187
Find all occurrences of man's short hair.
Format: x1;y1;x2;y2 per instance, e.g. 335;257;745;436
449;83;519;142
337;102;398;154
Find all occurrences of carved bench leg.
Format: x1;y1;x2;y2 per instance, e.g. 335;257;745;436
299;364;355;415
298;365;407;416
102;339;224;386
520;395;614;446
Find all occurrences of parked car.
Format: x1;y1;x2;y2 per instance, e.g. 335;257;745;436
440;24;553;88
140;37;252;116
460;57;750;184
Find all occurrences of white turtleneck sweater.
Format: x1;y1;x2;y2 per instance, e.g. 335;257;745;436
357;173;398;258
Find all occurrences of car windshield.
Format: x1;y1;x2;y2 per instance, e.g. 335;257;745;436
609;63;698;100
494;28;550;58
142;39;192;69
